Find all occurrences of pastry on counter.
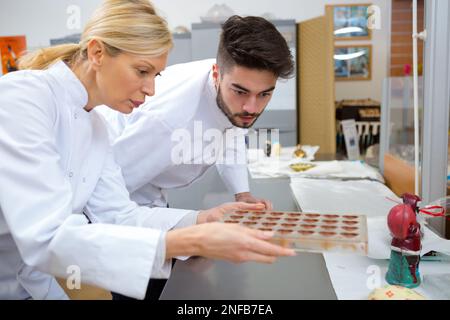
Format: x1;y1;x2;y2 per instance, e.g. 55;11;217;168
293;144;306;158
289;163;316;172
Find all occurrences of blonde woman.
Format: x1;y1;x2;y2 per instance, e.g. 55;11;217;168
0;0;295;300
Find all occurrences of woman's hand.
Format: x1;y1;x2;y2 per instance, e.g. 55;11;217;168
166;222;296;264
196;202;265;224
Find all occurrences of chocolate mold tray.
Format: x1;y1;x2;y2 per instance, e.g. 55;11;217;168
222;210;368;255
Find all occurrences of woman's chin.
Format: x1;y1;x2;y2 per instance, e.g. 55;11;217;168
121;107;134;114
111;104;134;114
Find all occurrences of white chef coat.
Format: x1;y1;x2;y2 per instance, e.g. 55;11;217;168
98;59;250;207
0;61;195;300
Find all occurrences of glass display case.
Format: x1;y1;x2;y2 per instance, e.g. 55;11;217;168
379;76;423;197
380;73;450;238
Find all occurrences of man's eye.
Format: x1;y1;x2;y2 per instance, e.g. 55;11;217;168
261;92;272;97
234;90;246;95
155;72;162;77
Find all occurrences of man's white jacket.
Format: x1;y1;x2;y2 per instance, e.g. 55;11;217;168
98;59;250;207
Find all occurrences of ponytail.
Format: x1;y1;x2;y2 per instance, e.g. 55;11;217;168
18;43;81;70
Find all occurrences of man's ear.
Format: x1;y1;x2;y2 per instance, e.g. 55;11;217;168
212;64;220;87
86;39;105;71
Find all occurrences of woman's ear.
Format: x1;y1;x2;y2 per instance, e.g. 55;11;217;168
86;39;105;70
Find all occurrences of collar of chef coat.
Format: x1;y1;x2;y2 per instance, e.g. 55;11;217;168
47;60;89;115
204;70;235;132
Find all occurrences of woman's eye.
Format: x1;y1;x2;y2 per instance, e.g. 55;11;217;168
137;69;149;76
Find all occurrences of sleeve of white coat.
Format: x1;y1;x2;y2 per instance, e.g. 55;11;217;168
84;145;196;231
111;112;174;193
216;128;250;195
0;79;167;299
84;144;197;277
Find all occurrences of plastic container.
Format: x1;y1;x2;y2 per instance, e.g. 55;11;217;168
222;210;368;255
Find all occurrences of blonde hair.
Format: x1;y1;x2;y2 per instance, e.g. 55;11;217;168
19;0;172;70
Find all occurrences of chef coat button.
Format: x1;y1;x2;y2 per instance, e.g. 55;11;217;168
69;172;74;178
74;113;78;119
82;177;86;183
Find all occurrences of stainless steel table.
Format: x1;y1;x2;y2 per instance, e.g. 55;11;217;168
162;168;337;299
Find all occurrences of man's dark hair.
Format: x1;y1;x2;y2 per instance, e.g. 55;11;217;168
217;15;294;79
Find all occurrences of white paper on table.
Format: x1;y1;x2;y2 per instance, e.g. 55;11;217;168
323;253;388;300
290;178;398;217
327;161;384;182
323;252;450;300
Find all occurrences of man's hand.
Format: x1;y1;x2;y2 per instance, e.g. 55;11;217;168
196;202;266;224
235;192;273;210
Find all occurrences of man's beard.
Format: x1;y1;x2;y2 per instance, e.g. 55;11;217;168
216;87;261;128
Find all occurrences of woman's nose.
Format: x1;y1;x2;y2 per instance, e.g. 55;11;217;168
142;79;155;97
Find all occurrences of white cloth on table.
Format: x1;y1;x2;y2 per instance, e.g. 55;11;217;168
248;147;384;182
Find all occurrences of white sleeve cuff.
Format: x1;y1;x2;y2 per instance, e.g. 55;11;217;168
174;211;198;229
150;231;172;279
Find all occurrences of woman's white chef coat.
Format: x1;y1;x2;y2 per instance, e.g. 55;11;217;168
0;61;194;300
